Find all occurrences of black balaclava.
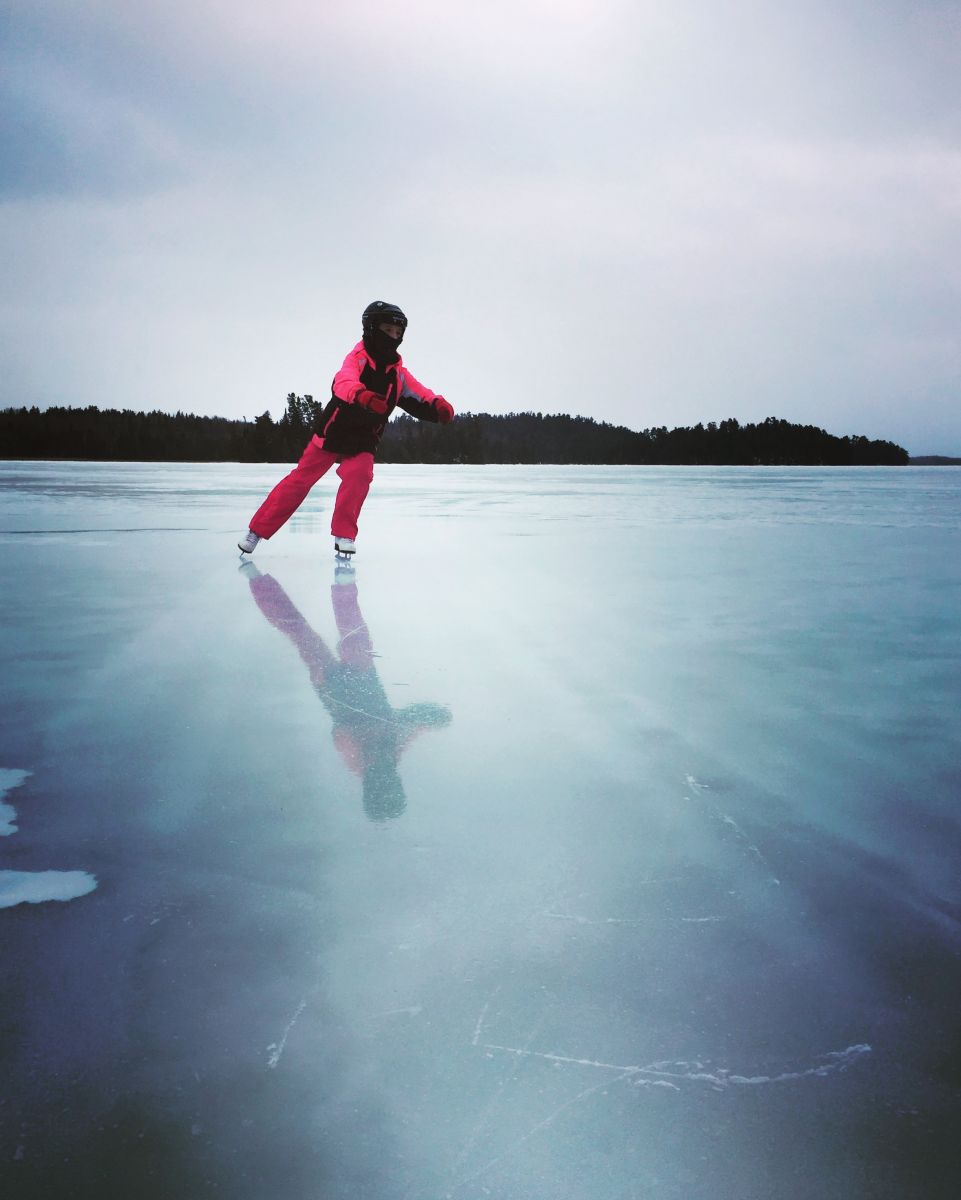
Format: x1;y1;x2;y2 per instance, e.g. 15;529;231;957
363;325;403;366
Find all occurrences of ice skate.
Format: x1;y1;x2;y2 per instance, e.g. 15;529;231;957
333;536;356;559
238;530;261;555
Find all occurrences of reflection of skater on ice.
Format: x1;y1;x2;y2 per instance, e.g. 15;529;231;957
237;300;454;560
242;563;451;821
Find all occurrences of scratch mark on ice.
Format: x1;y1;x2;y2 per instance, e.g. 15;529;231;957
450;1016;538;1181
322;693;395;725
482;1044;642;1073
685;776;780;885
267;998;308;1069
546;910;722;928
544;909;653;927
472;986;501;1046
451;1070;638;1192
544;910;600;925
481;1041;872;1091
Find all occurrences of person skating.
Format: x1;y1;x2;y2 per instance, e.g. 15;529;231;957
237;301;454;559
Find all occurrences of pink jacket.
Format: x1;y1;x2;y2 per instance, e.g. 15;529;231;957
332;340;439;408
317;340;445;456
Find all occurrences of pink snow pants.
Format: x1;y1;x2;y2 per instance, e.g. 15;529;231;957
248;435;374;541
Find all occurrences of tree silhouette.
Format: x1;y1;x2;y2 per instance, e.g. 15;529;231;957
0;403;910;465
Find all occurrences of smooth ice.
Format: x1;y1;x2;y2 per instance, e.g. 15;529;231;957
1;461;960;1198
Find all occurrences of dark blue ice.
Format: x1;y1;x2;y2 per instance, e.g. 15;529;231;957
2;461;960;1198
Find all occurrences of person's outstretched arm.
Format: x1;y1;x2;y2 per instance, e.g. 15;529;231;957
396;367;454;424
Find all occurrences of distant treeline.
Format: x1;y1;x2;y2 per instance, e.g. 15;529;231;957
0;397;909;465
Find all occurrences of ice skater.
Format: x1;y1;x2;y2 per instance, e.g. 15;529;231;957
237;301;454;559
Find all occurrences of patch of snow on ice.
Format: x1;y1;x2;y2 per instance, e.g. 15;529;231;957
0;768;31;836
1;769;98;909
0;870;98;909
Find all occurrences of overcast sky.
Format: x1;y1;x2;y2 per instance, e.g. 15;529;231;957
2;1;960;454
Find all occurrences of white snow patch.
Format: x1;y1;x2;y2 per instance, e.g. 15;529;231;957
0;768;31;836
0;870;98;909
1;769;98;909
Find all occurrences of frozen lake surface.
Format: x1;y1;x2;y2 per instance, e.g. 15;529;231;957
1;460;960;1199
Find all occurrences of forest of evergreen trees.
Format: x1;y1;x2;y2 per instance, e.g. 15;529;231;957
0;397;910;466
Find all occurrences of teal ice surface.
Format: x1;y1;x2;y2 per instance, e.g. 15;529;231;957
1;462;960;1199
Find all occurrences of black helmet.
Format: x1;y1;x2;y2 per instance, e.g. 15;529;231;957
362;300;407;336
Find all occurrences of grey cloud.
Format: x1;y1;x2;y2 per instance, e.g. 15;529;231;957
0;66;188;200
1;1;960;453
